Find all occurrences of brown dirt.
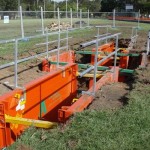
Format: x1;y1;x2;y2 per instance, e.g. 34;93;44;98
0;60;48;95
88;82;129;110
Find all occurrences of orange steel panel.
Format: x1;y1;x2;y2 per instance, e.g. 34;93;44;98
0;63;77;149
91;42;114;66
58;67;119;122
119;50;129;69
50;51;75;70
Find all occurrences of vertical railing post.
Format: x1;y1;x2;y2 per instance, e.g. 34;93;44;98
66;0;68;18
93;38;99;95
77;0;79;18
70;8;73;28
58;8;60;31
57;8;60;68
88;9;90;26
147;30;150;55
113;9;116;28
20;6;24;38
14;39;18;88
97;27;99;36
80;9;82;28
66;28;69;51
138;9;140;28
54;0;56;19
46;28;49;58
106;26;109;43
113;35;118;81
41;7;44;35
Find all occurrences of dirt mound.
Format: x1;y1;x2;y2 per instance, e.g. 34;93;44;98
118;38;130;48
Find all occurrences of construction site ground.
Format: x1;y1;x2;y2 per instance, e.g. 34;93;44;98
0;25;147;96
0;22;149;149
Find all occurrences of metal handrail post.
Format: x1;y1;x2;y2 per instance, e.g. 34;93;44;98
106;26;109;43
80;9;82;28
20;6;24;38
147;30;150;55
93;38;99;94
88;9;90;26
138;9;140;28
14;39;18;88
46;28;49;58
58;8;60;31
70;8;73;28
113;35;118;80
97;27;99;36
41;7;44;35
113;9;116;28
57;32;61;68
57;8;60;68
66;28;69;51
66;0;68;18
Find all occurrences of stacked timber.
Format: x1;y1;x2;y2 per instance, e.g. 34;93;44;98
47;22;71;31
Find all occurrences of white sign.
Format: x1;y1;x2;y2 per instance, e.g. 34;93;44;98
4;16;9;24
126;4;133;10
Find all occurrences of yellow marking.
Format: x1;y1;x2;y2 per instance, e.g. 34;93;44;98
5;115;57;129
98;55;120;60
76;72;103;78
72;98;78;103
10;113;22;129
20;100;26;106
15;94;21;99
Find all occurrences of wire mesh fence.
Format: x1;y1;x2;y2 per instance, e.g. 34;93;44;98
0;9;142;40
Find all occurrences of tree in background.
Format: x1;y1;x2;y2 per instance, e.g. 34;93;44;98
101;0;117;12
58;0;101;12
0;0;17;11
101;0;150;13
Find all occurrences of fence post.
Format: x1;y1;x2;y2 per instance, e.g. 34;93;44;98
70;8;73;28
57;8;60;68
54;0;56;19
80;9;82;28
66;0;68;18
113;9;116;28
46;28;49;58
138;9;140;28
88;9;90;26
77;0;79;18
113;35;118;80
147;30;150;55
20;6;24;39
14;39;18;88
41;7;44;35
93;38;99;95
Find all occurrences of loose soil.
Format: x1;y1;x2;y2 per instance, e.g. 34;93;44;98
88;82;129;110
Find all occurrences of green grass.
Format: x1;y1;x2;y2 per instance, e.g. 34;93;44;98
9;67;150;150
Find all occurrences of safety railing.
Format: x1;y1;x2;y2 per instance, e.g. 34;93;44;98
79;33;121;96
147;30;150;55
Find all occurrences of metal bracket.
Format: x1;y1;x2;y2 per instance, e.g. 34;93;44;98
82;91;95;97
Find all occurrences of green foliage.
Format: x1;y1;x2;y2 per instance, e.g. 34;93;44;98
101;0;150;13
0;0;17;11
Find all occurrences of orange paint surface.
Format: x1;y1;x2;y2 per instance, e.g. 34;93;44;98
0;62;77;148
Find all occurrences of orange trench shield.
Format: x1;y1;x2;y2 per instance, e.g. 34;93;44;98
0;63;77;148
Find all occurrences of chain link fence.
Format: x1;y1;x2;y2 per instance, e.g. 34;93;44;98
0;9;142;40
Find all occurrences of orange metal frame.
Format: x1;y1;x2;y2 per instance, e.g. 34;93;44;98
0;43;130;148
58;67;119;122
0;62;77;148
